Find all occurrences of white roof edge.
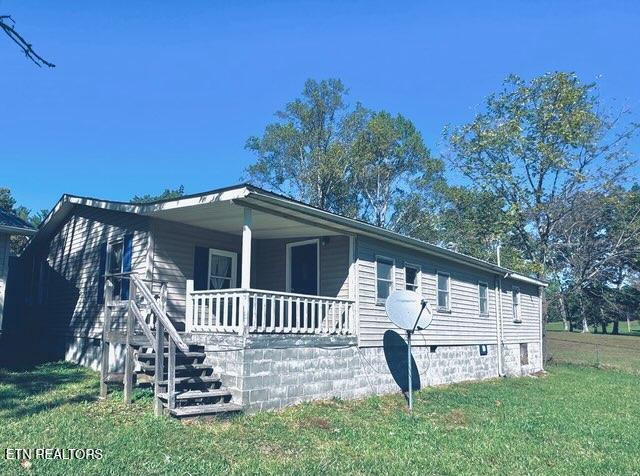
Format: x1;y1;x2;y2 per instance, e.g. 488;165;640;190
26;184;546;287
244;190;548;287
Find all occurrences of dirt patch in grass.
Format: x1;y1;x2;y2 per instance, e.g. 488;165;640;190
442;409;468;427
298;416;332;430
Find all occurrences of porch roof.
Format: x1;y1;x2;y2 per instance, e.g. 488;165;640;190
28;183;547;287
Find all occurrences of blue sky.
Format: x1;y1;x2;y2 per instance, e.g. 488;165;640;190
2;1;639;212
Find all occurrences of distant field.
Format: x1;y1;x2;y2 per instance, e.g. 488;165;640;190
546;320;640;335
546;321;640;374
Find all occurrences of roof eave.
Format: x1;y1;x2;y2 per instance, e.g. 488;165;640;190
244;190;548;287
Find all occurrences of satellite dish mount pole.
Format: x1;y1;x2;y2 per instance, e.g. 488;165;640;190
407;299;427;414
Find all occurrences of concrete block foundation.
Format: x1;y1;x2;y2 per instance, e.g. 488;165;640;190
186;331;543;413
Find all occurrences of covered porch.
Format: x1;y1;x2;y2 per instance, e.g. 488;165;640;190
143;188;358;337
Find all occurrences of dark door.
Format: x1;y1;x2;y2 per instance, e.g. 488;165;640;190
289;242;318;295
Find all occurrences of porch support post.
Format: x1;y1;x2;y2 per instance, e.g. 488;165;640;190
348;236;358;336
242;207;252;289
241;207;252;334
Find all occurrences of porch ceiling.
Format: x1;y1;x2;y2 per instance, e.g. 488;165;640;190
145;200;339;239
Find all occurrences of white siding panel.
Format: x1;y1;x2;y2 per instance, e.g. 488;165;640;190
32;205;150;338
357;236;536;348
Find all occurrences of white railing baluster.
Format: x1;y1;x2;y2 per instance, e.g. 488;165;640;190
260;294;267;332
268;295;275;332
185;288;355;335
215;295;221;331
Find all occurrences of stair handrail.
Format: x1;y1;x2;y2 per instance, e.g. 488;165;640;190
129;273;188;352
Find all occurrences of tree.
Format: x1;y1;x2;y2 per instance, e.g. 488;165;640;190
351;111;441;229
1;15;55;67
550;187;640;332
0;188;17;211
445;72;638;279
0;188;48;254
245;79;364;216
130;186;185;204
246;78;444;230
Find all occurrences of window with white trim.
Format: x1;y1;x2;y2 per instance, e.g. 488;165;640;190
107;240;124;299
512;287;521;322
437;272;450;311
478;282;489;316
208;249;237;290
376;257;394;303
405;264;420;293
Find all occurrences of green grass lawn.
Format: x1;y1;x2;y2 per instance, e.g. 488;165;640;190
546;322;640;374
1;363;639;475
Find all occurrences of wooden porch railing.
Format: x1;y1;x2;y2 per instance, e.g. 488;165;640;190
185;284;355;335
99;272;189;416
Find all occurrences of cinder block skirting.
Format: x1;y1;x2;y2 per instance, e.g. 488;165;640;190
186;331;542;413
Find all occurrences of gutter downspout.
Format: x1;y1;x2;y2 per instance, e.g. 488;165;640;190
539;285;545;371
495;276;505;377
494;277;504;377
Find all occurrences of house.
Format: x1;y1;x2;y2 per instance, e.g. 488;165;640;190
0;209;36;334
19;184;545;417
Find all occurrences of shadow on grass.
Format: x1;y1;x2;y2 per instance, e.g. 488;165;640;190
0;362;99;419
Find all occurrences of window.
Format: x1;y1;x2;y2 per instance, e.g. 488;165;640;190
376;257;394;303
405;264;420;293
478;282;489;316
208;249;237;290
107;240;124;299
512;287;521;322
437;272;450;311
520;343;529;365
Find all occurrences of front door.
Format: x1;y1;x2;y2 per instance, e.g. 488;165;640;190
287;240;319;295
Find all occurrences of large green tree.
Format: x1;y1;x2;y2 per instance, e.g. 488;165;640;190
350;111;441;229
445;72;638;278
245;78;443;230
245;79;365;216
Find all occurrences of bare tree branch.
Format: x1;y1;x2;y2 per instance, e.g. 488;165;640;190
0;15;55;68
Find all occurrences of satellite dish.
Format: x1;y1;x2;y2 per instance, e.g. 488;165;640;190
385;290;433;331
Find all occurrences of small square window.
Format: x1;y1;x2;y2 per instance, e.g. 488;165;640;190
478;282;489;316
376;257;394;303
512;287;521;322
405;264;420;293
520;343;529;365
437;272;450;311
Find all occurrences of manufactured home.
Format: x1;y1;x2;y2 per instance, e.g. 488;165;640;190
17;184;545;417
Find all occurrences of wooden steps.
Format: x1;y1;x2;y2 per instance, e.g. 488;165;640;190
167;402;243;418
138;363;211;374
157;389;232;401
134;343;242;419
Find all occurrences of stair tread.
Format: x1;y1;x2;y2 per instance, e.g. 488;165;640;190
157;389;231;400
155;375;221;385
139;363;211;372
137;351;206;360
167;403;243;417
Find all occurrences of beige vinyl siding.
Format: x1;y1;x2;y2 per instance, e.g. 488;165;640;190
150;219;242;325
34;205;149;338
357;237;501;347
253;235;350;299
501;280;541;344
